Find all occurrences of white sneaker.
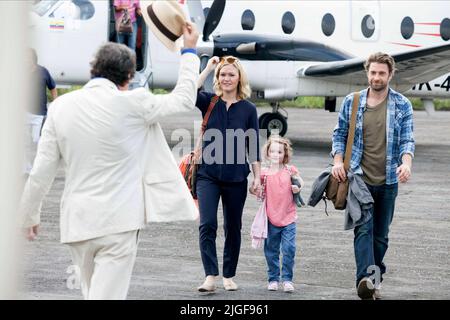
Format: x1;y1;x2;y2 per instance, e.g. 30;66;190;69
283;281;295;293
374;283;382;299
267;281;279;291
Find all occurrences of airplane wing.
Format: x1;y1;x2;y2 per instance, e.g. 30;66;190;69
298;43;450;90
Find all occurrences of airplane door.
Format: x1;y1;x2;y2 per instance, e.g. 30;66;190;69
30;0;109;85
351;1;380;42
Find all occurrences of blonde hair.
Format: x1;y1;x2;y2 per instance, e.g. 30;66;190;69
262;135;293;165
364;52;396;76
213;56;252;100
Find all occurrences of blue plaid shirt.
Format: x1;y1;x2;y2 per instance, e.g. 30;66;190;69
332;88;415;185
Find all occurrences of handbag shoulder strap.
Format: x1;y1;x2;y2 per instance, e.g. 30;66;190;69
201;95;219;135
194;95;219;153
344;92;360;171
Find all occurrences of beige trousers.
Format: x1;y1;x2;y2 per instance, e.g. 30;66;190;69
67;229;139;300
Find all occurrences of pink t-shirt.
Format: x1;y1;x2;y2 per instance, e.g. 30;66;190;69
114;0;140;23
261;165;299;227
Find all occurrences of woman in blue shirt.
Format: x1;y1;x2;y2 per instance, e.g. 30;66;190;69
196;56;261;292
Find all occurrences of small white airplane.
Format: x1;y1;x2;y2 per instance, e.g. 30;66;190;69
29;0;450;136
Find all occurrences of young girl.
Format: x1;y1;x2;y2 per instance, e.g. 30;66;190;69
256;135;304;292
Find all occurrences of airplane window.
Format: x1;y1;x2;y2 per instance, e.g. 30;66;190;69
401;16;414;40
322;13;335;37
361;15;375;38
282;11;295;34
241;9;255;30
72;0;95;20
441;18;450;41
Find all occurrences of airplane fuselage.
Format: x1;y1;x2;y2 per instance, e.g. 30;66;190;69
29;0;450;101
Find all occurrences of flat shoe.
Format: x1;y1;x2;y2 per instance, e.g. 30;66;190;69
197;283;216;292
223;278;238;291
198;277;216;292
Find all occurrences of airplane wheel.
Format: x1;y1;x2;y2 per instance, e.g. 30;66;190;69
260;112;288;137
258;112;272;129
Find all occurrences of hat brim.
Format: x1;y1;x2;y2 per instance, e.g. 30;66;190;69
141;1;182;52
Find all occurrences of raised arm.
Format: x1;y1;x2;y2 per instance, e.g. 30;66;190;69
137;22;201;124
198;56;220;89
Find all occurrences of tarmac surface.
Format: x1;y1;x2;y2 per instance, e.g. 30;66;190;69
18;107;450;300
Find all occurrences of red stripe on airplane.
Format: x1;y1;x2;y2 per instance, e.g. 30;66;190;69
416;33;441;36
415;23;441;25
389;42;422;48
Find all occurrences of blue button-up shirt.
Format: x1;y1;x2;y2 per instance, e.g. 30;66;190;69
196;91;260;182
332;88;415;185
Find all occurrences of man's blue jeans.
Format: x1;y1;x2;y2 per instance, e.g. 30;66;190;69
354;183;398;287
264;222;296;282
117;21;138;51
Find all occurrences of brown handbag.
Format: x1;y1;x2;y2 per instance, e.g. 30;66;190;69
116;8;133;34
179;96;219;199
325;93;360;210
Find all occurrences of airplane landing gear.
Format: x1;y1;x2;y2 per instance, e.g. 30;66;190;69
258;102;288;137
325;96;336;112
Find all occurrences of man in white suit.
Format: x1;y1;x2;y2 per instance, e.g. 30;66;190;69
20;19;200;299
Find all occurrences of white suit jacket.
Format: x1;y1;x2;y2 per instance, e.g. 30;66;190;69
21;53;200;243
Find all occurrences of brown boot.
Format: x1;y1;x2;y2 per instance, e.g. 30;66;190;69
357;277;375;300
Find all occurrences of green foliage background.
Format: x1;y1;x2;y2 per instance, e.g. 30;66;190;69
48;87;450;111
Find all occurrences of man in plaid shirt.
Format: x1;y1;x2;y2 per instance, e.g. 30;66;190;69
331;52;415;300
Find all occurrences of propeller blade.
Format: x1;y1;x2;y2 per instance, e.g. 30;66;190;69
203;0;226;42
187;0;205;34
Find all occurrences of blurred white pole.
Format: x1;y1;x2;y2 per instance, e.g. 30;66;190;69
0;1;28;299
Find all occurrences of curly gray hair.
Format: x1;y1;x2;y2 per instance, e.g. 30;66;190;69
90;42;136;86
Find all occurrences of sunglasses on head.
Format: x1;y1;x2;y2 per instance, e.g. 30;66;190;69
220;56;238;64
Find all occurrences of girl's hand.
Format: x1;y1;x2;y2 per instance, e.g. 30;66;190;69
291;185;300;194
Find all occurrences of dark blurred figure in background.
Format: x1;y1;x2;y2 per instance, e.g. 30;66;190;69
25;48;57;175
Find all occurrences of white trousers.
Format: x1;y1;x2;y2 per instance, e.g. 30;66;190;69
67;230;139;300
24;112;44;174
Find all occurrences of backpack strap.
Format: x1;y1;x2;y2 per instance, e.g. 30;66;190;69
344;92;360;172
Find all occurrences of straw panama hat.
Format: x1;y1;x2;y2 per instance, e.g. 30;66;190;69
141;1;187;52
